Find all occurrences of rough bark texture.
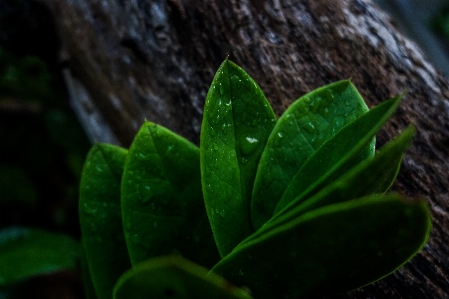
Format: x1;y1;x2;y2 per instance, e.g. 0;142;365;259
2;0;448;298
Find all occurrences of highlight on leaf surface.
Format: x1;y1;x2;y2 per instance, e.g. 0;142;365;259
200;58;276;257
251;80;374;229
273;95;402;218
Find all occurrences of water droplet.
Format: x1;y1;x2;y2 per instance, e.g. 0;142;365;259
95;165;103;172
231;75;241;90
83;203;97;215
219;209;225;218
221;123;228;131
303;122;315;133
219;83;224;95
311;96;323;113
240;136;259;155
277;132;283;138
323;107;329;117
138;153;146;159
213;144;219;151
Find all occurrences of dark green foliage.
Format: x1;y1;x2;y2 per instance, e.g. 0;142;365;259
79;143;131;299
78;59;431;299
0;227;78;285
121;122;219;267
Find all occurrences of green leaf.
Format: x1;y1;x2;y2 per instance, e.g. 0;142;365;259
80;247;99;299
273;95;401;217
211;194;431;299
0;227;78;285
245;126;415;244
79;143;131;299
113;255;253;299
200;59;276;257
251;80;373;229
121;122;219;267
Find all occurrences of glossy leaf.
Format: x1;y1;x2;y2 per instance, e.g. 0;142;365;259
245;126;415;244
0;227;78;285
113;255;253;299
251;80;373;229
79;143;131;299
273;95;401;216
211;194;431;299
200;59;276;256
121;122;219;267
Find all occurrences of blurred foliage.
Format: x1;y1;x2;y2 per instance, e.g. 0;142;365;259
0;45;90;231
0;45;89;297
430;4;449;43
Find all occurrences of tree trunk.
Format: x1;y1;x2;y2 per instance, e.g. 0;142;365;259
2;0;448;298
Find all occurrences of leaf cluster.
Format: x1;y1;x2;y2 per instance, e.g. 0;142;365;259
79;59;431;299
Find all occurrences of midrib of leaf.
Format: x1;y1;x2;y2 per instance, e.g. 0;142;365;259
226;60;252;228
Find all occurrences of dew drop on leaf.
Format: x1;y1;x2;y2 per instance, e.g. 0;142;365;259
240;136;259;155
311;96;322;113
303;122;315;133
83;203;98;215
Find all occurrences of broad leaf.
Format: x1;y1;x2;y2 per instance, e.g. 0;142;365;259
0;227;78;285
251;80;373;229
273;95;401;216
113;255;253;299
201;59;276;256
245;126;415;244
79;143;131;299
211;194;431;299
121;122;219;267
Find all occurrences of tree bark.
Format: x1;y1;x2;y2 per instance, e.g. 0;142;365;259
2;0;448;298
